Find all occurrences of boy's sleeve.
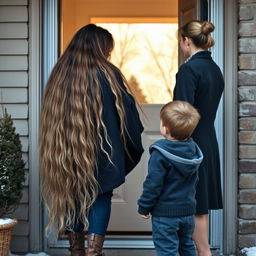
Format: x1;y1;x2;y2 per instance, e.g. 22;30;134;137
173;64;198;105
137;150;168;215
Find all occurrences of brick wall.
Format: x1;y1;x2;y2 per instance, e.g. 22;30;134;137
238;0;256;250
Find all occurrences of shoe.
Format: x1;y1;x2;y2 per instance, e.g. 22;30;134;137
86;233;105;256
68;232;86;256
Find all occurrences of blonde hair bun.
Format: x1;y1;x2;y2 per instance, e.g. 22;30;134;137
201;21;215;35
179;20;215;49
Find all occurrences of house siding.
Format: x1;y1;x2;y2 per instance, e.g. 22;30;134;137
0;0;29;253
238;0;256;251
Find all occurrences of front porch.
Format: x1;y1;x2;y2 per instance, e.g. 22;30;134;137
46;248;221;256
49;249;156;256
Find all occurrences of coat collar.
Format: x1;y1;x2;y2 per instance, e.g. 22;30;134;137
189;50;212;61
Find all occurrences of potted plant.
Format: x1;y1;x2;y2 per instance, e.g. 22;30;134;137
0;109;25;256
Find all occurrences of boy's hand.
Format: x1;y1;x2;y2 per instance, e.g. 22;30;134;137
140;214;150;219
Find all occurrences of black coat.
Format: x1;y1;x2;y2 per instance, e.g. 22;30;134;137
96;69;144;194
174;51;224;214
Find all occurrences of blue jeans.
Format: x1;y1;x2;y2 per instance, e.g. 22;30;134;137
152;215;195;256
74;191;113;235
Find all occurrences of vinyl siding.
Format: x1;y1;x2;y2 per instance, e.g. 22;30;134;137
0;0;29;253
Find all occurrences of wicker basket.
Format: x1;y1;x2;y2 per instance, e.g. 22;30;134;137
0;219;18;256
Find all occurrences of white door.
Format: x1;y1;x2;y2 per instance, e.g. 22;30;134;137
108;0;223;252
108;0;199;233
108;105;162;232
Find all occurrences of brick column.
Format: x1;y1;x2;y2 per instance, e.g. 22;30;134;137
238;0;256;250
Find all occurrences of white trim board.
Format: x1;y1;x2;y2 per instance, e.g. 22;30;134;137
29;0;43;251
223;0;238;255
209;0;224;251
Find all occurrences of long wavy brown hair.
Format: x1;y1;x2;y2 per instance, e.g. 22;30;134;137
39;24;131;236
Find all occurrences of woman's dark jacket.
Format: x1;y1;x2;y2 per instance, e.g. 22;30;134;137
174;51;224;214
96;69;144;194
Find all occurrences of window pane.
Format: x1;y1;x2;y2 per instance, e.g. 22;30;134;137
96;23;178;104
61;0;178;104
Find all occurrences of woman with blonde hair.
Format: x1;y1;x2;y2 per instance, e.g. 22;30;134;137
39;24;144;256
174;20;224;256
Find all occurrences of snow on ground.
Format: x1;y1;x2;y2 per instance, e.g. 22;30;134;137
241;247;256;256
9;253;49;256
0;218;16;225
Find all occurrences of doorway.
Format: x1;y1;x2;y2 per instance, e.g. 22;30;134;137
42;0;224;253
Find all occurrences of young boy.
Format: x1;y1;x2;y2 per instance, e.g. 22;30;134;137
137;100;203;256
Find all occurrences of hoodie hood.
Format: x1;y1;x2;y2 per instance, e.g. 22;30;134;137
150;138;203;177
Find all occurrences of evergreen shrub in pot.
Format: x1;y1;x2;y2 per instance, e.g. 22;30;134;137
0;110;25;256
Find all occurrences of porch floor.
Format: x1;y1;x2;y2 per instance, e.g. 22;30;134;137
51;248;221;256
52;249;156;256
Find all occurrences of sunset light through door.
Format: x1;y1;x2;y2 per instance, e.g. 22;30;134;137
95;22;178;104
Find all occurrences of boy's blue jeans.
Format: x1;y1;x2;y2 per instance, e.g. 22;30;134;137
152;215;195;256
73;191;113;235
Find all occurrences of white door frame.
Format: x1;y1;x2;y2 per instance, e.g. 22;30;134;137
29;0;42;251
28;0;238;254
209;0;224;251
223;0;238;255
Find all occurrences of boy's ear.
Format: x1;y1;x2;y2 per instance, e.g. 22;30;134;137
163;125;170;135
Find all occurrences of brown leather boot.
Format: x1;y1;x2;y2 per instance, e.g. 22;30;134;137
86;233;105;256
68;232;85;256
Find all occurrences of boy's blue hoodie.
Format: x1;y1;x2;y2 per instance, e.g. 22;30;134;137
138;138;203;217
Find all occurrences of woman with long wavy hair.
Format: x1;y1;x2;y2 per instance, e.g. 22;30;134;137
39;24;144;256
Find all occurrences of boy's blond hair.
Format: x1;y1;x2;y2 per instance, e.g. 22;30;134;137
160;101;200;140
